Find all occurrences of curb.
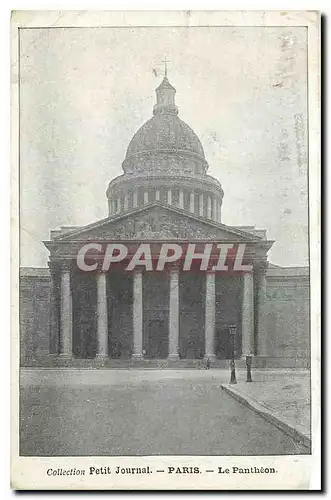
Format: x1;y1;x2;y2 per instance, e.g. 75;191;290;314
221;384;311;450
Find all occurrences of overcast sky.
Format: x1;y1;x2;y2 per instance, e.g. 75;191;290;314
19;26;308;268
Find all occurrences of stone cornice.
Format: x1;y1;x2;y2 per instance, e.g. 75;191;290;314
266;266;310;278
45;245;275;266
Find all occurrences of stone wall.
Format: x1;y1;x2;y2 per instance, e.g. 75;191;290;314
20;268;51;365
262;266;310;368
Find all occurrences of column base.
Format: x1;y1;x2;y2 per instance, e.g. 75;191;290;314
167;354;179;360
96;353;109;359
204;354;216;361
241;350;255;357
131;353;144;360
59;353;72;358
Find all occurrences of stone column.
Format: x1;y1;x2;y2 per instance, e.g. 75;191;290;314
144;191;149;204
207;196;212;218
213;198;218;221
124;195;129;211
204;271;216;360
167;189;172;205
133;190;138;208
179;189;184;209
60;264;72;357
255;264;269;356
199;193;204;217
132;270;143;359
96;273;108;357
155;189;160;201
189;191;195;213
168;268;179;359
241;272;254;356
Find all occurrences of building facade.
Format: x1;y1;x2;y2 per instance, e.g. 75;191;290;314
20;73;310;368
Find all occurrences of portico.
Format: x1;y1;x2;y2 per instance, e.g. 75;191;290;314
48;247;263;362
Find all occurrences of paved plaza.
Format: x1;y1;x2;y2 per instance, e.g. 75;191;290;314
20;369;310;457
222;369;310;447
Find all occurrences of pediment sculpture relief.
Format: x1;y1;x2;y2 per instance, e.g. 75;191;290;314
93;212;221;240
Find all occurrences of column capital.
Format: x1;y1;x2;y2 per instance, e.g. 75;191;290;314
169;263;181;273
205;269;216;275
48;261;61;275
96;270;108;276
253;260;269;275
59;260;71;273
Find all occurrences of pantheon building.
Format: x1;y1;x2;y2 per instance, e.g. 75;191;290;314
20;72;310;368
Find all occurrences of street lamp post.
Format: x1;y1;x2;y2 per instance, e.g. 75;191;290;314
246;355;253;382
229;325;237;384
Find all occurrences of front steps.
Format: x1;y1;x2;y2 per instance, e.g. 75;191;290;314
22;356;229;369
21;355;310;369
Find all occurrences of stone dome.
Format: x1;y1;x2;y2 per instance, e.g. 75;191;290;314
122;74;208;175
125;113;206;161
107;70;224;223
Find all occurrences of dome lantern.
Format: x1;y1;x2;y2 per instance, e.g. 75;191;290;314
153;63;178;116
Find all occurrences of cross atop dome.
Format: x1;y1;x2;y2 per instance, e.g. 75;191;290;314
162;57;170;77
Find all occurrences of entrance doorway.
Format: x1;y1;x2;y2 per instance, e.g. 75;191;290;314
215;327;231;359
146;319;168;358
215;326;241;359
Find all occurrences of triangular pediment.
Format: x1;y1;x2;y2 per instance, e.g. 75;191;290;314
54;202;261;242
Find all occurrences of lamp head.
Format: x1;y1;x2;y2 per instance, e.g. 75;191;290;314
229;325;237;336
